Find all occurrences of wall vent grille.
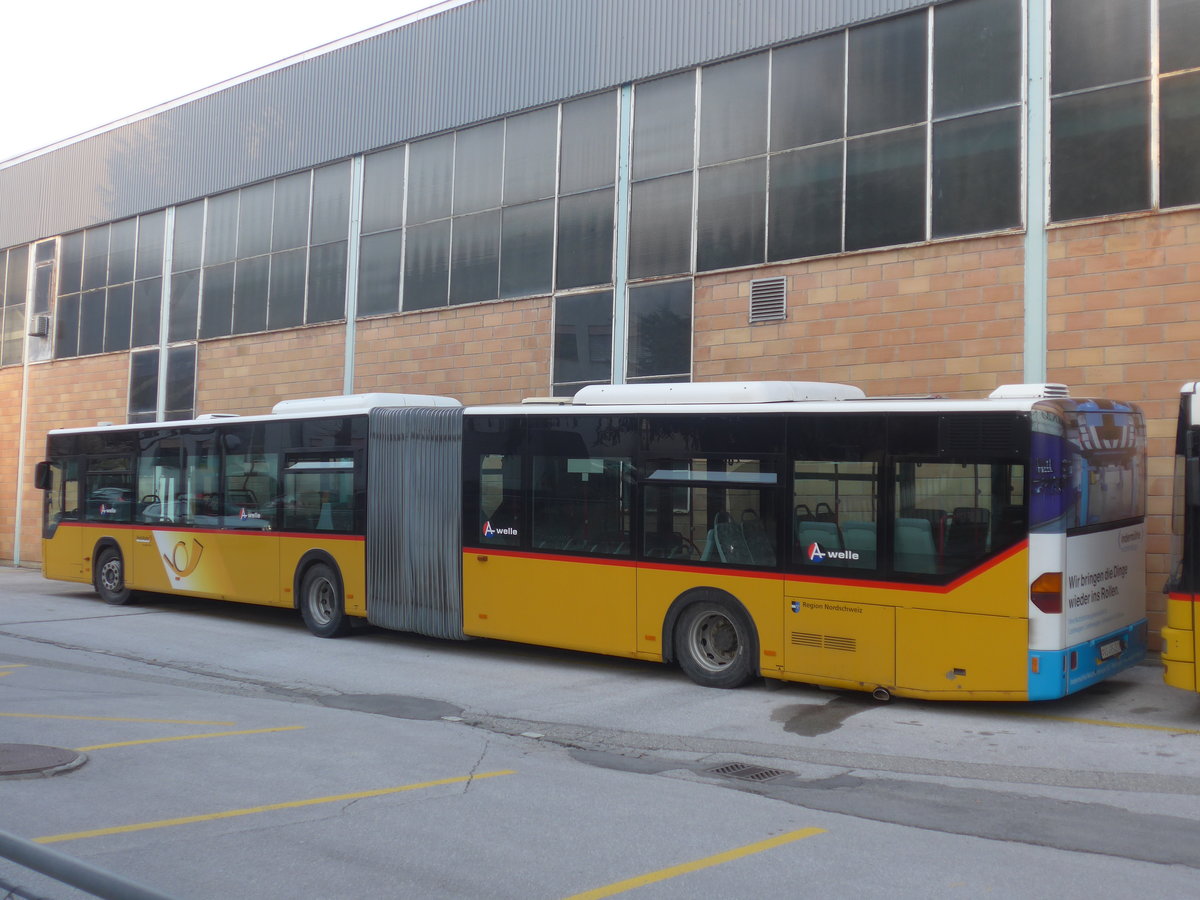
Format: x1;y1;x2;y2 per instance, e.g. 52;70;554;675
749;277;787;323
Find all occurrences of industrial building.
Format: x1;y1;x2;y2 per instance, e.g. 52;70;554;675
1;0;1197;640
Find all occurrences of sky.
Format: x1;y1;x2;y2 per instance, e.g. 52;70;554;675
0;0;456;164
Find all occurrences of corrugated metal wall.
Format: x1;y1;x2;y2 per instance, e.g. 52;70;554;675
0;0;929;250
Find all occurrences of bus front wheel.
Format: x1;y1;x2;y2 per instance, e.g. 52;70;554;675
94;547;133;606
674;600;757;689
299;563;351;638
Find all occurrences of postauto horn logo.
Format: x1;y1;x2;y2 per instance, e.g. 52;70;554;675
806;542;859;563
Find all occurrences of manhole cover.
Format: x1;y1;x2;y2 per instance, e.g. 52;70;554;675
705;762;790;783
0;744;87;778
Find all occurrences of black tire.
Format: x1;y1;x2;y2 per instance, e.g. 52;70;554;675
674;599;758;688
94;546;133;606
299;563;351;638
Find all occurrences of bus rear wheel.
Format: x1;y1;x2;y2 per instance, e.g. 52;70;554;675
299;563;351;638
674;600;757;689
94;547;133;605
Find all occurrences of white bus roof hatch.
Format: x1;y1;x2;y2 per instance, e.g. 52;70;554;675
572;381;866;405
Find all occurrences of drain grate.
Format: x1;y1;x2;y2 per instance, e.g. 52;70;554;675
705;762;790;783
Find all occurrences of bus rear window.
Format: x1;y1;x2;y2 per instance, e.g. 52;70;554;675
1031;405;1145;533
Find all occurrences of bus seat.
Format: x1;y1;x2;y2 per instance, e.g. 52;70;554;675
895;517;937;574
797;520;841;553
741;510;776;567
704;512;753;565
841;521;877;568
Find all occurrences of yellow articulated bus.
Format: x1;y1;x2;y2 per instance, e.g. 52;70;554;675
36;381;1147;700
1164;382;1200;691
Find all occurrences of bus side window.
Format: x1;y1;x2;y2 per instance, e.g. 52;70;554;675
479;453;522;547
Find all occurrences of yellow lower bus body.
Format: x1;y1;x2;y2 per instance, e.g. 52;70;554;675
463;545;1031;701
1162;595;1197;692
45;525;366;616
51;525;1031;700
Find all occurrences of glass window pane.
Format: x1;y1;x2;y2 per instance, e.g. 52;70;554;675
793;460;879;572
204;192;239;266
233;255;269;334
699;52;769;165
633;71;696;180
932;107;1021;238
357;230;403;316
82;225;110;291
362;147;406;235
1161;0;1200;73
503;107;558;204
500;200;554;299
403;220;451;311
847;11;928;136
272;172;311;251
307;241;347;323
136;211;165;280
1050;82;1151;221
554;290;612;386
2;305;24;367
845;127;926;251
627;280;691;380
166;344;196;419
407;133;454;225
199;262;235;339
59;232;83;295
449;210;500;305
131;277;162;348
556;188;614;290
128;349;158;417
108;219;137;285
237;182;274;259
267;248;306;331
629;173;693;279
103;283;133;353
934;0;1020;117
78;289;105;356
32;263;50;316
696;157;766;271
172;201;204;271
55;293;80;358
771;34;845;152
5;245;27;305
560;91;617;193
168;269;200;342
312;161;352;245
768;143;843;261
453;122;503;215
1051;0;1149;94
1161;71;1200;209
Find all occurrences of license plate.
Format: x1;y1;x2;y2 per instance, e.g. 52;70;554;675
1099;639;1123;660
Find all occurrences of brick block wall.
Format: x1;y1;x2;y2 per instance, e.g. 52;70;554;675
196;324;347;415
0;366;23;563
1048;208;1200;637
354;298;552;405
694;233;1026;396
14;355;131;566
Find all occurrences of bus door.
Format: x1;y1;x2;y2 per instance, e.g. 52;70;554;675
463;416;639;656
1165;384;1200;690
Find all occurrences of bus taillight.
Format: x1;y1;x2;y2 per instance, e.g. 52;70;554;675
1031;572;1063;614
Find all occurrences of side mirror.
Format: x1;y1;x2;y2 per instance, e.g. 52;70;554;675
33;461;52;490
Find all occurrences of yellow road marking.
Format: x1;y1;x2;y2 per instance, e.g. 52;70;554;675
1015;713;1200;735
0;664;27;677
0;713;236;726
35;770;516;844
75;726;306;751
563;827;826;900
